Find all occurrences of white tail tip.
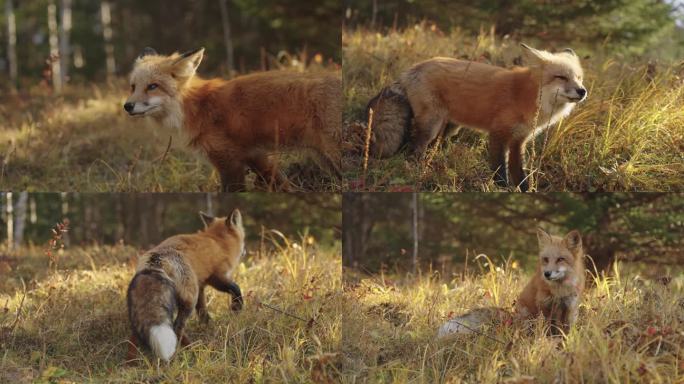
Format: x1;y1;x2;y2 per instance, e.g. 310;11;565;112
149;324;177;362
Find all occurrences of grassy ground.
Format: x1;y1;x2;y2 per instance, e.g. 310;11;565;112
0;235;341;382
0;80;339;192
340;259;684;383
342;26;684;192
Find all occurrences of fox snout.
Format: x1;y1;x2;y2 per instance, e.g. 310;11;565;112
123;102;134;113
543;268;566;281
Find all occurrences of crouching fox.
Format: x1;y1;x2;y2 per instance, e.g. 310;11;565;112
126;209;245;362
438;229;585;338
124;47;342;191
367;44;587;192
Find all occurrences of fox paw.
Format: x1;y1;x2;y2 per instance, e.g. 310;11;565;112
231;296;244;311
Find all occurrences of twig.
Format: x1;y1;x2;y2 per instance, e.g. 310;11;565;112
259;301;310;323
362;108;374;183
153;135;173;163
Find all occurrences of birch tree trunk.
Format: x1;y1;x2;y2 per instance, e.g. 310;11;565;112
47;0;62;93
100;1;116;80
59;0;72;84
218;0;235;77
5;193;13;249
13;192;28;247
6;0;17;92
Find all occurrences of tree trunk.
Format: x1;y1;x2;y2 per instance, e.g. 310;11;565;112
371;0;378;28
13;192;28;247
59;0;72;84
218;0;235;76
6;0;17;92
411;192;419;274
47;0;62;93
5;193;13;249
60;192;70;247
100;1;115;80
205;193;214;215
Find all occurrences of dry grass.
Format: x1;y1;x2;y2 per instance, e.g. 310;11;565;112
0;80;340;192
342;25;684;192
340;259;684;383
0;234;341;382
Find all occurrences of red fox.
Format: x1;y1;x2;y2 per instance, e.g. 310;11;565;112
367;44;587;192
124;47;342;191
438;228;585;338
126;209;245;362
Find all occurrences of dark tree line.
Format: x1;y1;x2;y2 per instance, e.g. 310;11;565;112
343;193;684;274
1;193;341;248
0;0;341;90
344;0;684;58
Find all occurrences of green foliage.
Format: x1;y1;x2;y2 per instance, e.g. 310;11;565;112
345;0;684;57
346;193;684;273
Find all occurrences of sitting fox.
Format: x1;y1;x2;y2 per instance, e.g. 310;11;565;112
124;47;342;191
438;229;585;338
126;209;245;362
367;44;587;192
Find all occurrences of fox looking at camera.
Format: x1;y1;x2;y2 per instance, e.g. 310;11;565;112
438;228;586;338
126;209;245;362
367;44;587;191
124;47;342;191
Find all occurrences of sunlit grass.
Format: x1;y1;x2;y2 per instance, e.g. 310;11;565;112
341;260;684;383
0;234;341;382
342;25;684;192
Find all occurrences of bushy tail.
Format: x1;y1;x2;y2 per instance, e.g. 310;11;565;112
127;269;177;362
437;307;511;339
365;82;413;158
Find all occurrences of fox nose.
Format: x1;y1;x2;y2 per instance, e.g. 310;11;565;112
123;102;134;113
544;271;552;279
576;88;587;98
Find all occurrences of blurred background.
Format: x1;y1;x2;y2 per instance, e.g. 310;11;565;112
0;0;341;89
343;0;684;58
343;193;684;275
0;192;341;248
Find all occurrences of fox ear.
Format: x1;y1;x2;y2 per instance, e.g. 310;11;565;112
199;211;214;227
227;209;243;229
521;43;548;66
537;228;552;247
562;48;577;57
564;230;582;251
172;47;204;78
137;47;158;60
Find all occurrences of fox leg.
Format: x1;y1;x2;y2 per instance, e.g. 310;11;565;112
125;334;140;364
208;274;243;311
173;284;198;346
411;114;446;158
195;284;210;324
507;138;529;192
488;133;509;187
208;151;247;192
247;154;291;192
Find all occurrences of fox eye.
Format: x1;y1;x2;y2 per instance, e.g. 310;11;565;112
557;257;565;263
542;257;549;263
130;84;135;92
555;75;568;81
147;83;159;91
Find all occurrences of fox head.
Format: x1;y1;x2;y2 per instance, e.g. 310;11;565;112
521;44;587;104
199;209;246;258
537;228;583;283
123;47;205;126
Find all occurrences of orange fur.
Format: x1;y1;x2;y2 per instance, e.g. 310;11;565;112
125;47;342;191
515;229;585;334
